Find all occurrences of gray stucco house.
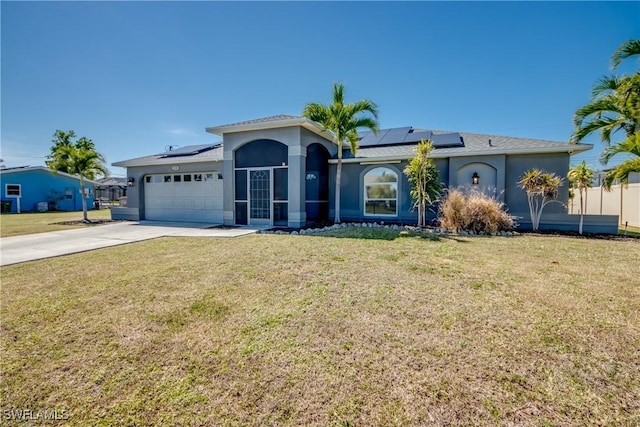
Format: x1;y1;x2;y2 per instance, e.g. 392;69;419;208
112;114;618;232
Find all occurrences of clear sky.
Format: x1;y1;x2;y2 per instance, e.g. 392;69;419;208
2;1;639;177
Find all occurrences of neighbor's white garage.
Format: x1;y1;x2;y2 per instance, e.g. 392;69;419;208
144;172;223;223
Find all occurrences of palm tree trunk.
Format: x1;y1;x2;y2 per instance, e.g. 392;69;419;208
579;190;584;234
335;143;342;224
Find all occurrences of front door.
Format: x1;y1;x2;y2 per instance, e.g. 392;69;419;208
249;169;271;226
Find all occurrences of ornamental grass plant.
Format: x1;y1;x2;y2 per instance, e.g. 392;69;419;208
439;188;514;233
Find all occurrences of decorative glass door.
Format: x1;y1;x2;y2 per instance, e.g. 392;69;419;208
249;169;271;226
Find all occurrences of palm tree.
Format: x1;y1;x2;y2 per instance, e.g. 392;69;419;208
572;74;639;144
600;132;640;190
303;83;379;223
572;39;639;145
567;161;595;234
47;134;108;222
404;139;442;227
611;38;640;69
518;169;563;231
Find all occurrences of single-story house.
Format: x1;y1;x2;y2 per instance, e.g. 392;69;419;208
111;114;619;232
94;177;128;203
0;166;97;213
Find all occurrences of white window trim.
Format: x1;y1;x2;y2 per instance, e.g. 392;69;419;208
5;183;21;197
363;168;398;217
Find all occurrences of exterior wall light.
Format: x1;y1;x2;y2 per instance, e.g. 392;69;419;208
127;177;135;187
472;172;479;185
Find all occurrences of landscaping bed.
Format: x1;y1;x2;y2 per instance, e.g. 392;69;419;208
2;231;638;425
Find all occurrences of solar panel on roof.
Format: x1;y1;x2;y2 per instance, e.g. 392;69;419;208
403;130;433;143
359;129;390;147
430;133;464;147
378;127;412;145
161;144;218;157
357;127;464;148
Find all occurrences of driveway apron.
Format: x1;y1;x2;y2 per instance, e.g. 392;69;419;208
0;221;257;266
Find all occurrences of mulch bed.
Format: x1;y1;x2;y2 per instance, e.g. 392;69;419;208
521;229;640;242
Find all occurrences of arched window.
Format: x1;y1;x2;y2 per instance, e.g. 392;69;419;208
364;167;398;216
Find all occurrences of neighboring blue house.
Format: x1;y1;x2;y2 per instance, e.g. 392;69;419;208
0;166;96;213
112;115;619;233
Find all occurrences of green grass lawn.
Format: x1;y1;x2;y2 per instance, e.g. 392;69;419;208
1;229;638;426
0;209;112;237
620;224;640;236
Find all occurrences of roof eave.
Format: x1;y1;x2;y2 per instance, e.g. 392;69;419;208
328;144;593;164
0;166;100;184
205;117;338;144
112;155;223;168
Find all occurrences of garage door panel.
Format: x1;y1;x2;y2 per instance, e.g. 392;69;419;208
144;172;223;223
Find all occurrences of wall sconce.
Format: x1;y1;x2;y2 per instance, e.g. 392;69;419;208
127;177;135;187
472;172;479;185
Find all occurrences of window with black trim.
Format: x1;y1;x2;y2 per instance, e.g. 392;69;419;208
363;168;397;216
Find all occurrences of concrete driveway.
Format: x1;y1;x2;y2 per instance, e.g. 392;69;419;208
0;221;258;266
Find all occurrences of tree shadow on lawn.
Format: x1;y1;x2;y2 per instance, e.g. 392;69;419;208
306;226;471;242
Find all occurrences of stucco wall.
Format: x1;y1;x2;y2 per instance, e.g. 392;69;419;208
221;126;334;227
505;153;571;216
333;152;573;226
334;158;449;224
448;155;506;200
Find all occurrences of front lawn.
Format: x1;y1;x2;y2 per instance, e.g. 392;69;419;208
0;209;112;237
1;230;638;426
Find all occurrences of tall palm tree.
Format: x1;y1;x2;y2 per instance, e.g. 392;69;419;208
303;83;379;223
47;136;108;222
600;132;640;190
611;38;640;69
567;161;595;234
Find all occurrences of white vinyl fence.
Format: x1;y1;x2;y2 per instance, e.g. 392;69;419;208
568;172;640;229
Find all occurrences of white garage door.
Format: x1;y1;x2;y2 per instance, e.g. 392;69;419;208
144;172;223;223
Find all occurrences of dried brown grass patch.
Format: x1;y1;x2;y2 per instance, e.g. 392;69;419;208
439;189;514;233
1;233;638;426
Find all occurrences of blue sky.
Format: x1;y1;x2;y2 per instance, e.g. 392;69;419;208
2;1;639;177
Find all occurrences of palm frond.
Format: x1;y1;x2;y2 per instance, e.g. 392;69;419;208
302;103;329;124
572;116;626;144
346;99;379;119
332;83;345;106
603;158;640;190
573;96;623;125
352;117;379;135
567;160;595;189
611;38;640;69
600;133;640;164
591;75;622;98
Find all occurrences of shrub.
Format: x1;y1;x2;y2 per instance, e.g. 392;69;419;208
439;189;514;233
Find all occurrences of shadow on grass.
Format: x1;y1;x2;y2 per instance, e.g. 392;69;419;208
305;226;471;242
